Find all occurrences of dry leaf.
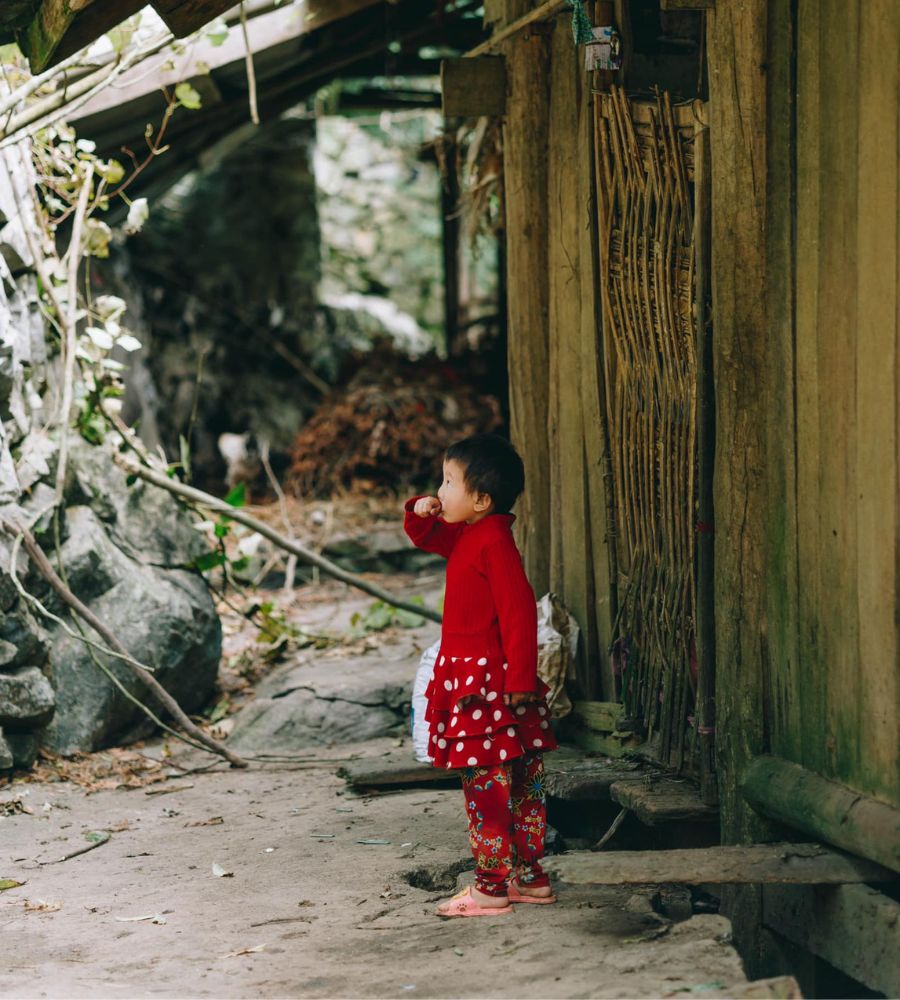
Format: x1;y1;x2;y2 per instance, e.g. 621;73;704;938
24;899;62;913
185;816;224;828
223;944;266;958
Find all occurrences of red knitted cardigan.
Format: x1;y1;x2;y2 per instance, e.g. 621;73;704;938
403;497;538;694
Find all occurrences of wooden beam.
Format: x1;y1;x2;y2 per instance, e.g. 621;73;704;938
152;0;244;37
742;755;900;873
545;843;896;886
611;778;719;825
762;883;900;997
17;0;93;72
466;0;567;57
47;0;145;66
441;57;506;117
153;0;383;38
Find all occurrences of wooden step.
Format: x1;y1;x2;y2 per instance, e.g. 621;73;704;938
545;843;897;886
542;746;644;801
611;776;719;825
338;755;458;788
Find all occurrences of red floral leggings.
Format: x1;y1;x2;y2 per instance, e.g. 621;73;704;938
461;752;551;897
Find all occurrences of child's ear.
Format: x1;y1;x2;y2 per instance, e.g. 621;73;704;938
474;492;493;512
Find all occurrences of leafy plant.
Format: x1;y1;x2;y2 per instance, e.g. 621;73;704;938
350;597;426;637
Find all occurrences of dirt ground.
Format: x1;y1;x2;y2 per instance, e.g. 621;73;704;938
0;573;757;1000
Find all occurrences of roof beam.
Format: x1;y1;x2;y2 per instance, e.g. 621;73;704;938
18;0;93;72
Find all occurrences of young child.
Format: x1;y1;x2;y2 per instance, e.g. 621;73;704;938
404;433;558;918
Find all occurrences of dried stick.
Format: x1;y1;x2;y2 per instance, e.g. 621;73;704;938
240;2;260;126
259;439;298;594
0;520;248;769
591;806;628;852
118;458;443;625
56;162;93;497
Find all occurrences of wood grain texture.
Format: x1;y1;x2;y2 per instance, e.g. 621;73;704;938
742;755;900;873
705;0;773;843
546;843;894;885
502;3;552;596
762;883;900;997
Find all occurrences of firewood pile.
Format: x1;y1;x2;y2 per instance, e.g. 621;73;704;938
287;349;503;497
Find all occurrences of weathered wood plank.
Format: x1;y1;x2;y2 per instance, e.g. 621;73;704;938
576;2;616;700
542;747;643;800
549;18;597;697
764;0;803;778
705;0;773;844
611;778;718;825
338;756;458;788
762;883;900;997
793;0;825;781
816;0;862;798
546;844;896;886
502;1;552;596
854;0;899;807
741;755;900;873
441;57;506;117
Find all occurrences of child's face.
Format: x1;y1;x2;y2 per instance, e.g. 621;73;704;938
437;459;492;524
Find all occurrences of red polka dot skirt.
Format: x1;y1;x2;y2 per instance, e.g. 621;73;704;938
424;650;558;769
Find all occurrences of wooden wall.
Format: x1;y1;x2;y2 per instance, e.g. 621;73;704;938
500;4;616;700
709;0;898;850
765;0;899;808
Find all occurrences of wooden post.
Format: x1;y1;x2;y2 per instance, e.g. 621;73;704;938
705;0;775;846
579;0;618;699
693;108;716;806
500;0;552;595
440;127;461;357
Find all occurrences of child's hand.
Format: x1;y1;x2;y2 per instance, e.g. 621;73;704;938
413;496;442;518
504;691;537;708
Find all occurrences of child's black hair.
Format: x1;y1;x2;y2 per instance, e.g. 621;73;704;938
445;433;525;514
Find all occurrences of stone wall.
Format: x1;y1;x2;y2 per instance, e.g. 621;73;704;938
0;142;221;770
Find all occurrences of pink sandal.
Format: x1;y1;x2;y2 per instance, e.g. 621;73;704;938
435;886;513;918
508;880;557;905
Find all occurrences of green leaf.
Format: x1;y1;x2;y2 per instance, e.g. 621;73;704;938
223;482;246;508
125;474;138;487
0;879;24;892
192;551;227;572
206;20;229;46
394;608;426;629
175;82;203;110
85;830;110;845
206;696;230;724
213;521;230;539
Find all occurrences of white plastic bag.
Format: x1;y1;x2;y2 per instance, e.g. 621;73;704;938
536;592;578;719
411;640;440;763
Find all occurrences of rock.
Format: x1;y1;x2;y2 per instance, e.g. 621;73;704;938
229;650;414;753
65;441;208;568
42;505;220;753
4;729;40;768
0;665;55;730
229;691;401;754
0;728;12;769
